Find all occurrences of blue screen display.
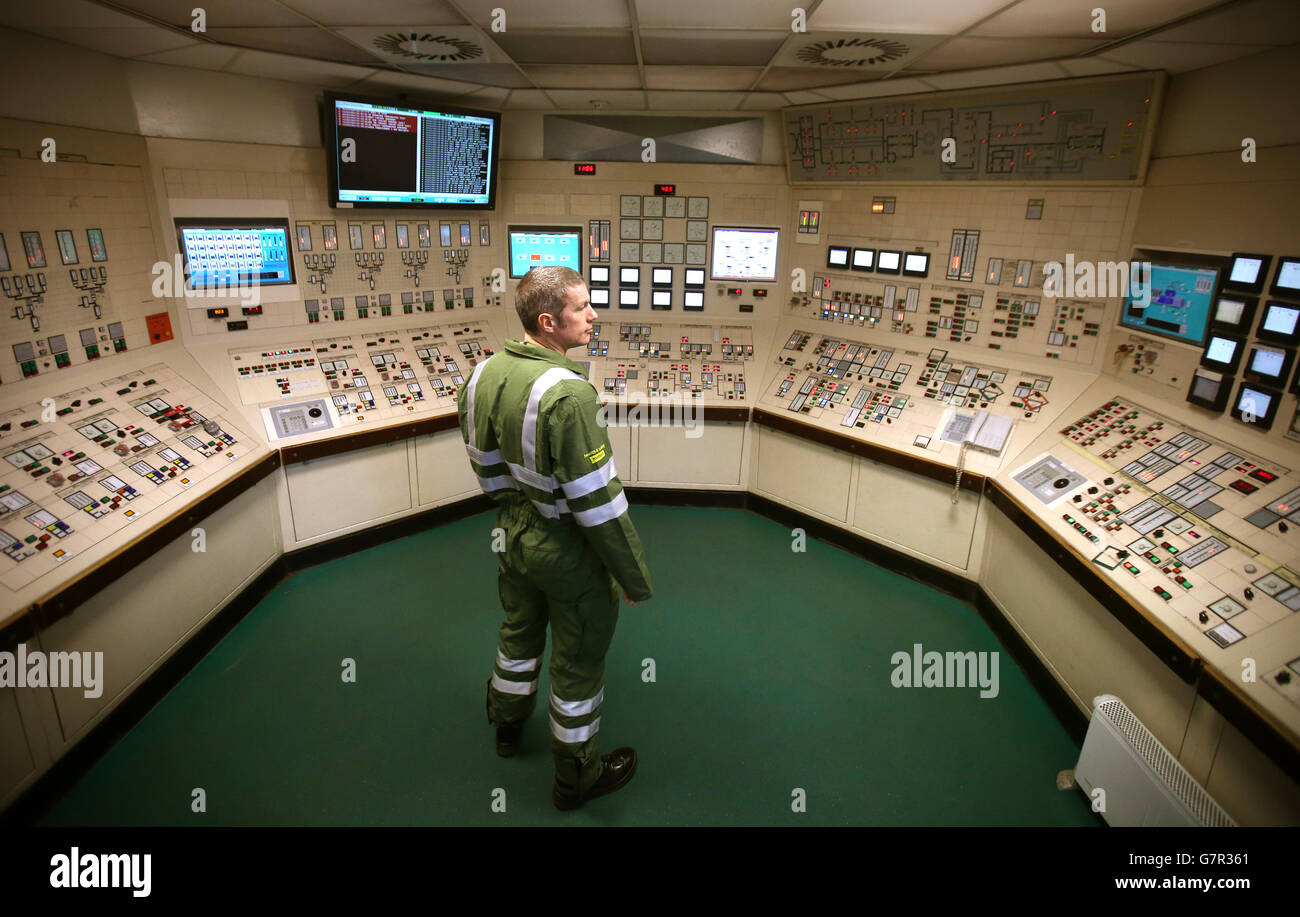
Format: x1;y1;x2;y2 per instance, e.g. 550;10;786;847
179;225;293;288
1120;263;1218;345
508;229;581;278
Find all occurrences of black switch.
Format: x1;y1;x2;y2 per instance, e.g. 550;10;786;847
1244;588;1255;600
1087;486;1098;494
1103;477;1114;486
1198;611;1209;623
1153;529;1164;539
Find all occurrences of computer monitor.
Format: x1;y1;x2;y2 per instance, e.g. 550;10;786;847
1223;252;1271;295
1256;301;1300;345
1231;382;1281;430
589;287;610;307
323;91;500;209
1270;256;1300;299
1201;333;1245;373
850;248;875;272
651;290;672;309
903;252;930;277
827;246;850;269
174;218;295;289
619;289;639;308
507;226;581;278
876;250;901;274
1118;261;1218;345
652;267;672;287
1210;295;1257;333
710;226;779;282
620;266;641;286
1186;370;1232;412
684;268;705;289
1244;344;1294;387
589;265;610;285
683;290;704;310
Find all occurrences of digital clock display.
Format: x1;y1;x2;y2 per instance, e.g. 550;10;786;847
574;163;597;175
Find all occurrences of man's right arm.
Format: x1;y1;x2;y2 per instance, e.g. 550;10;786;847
548;390;653;602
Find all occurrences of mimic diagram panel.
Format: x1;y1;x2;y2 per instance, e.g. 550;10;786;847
582;321;755;404
785;74;1159;182
762;326;1055;459
0;363;253;601
1008;395;1300;708
228;321;504;439
806;273;1105;365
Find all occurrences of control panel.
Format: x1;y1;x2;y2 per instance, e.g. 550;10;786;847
581;320;755;404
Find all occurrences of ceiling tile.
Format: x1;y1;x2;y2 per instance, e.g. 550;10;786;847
757;68;888;91
351;70;484;97
204;27;382;63
645;91;747;109
813;76;942;100
461;85;509;105
969;0;1224;38
544;89;648;110
906;36;1106;70
135;42;244;68
521;66;642;89
640;33;788;66
808;0;1010;34
1055;57;1139;76
634;0;798;30
223;48;379;86
456;0;631;29
493;31;638;65
738;93;789;109
0;0;159;29
1096;41;1273;74
394;63;534;88
645;67;763;90
21;26;196;59
783;90;832;105
113;0;314;28
277;0;467;28
1145;0;1300;44
923;61;1070;90
503;89;557;110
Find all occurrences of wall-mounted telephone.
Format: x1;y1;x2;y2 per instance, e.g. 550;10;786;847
939;410;1015;503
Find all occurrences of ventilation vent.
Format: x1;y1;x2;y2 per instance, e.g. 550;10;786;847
370;31;484;63
794;37;910;68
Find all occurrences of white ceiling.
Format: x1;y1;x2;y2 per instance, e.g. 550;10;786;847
1;0;1297;109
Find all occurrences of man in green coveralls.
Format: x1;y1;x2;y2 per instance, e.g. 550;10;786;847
457;265;653;811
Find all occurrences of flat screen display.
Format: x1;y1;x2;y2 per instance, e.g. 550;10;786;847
710;226;779;282
851;248;875;271
1203;335;1240;369
684;268;705;288
324;92;500;209
683;290;704;309
1233;383;1278;429
876;250;901;274
619;289;639;307
1259;302;1300;342
652;267;672;286
903;252;930;276
175;219;295;289
1119;262;1218;345
827;246;849;268
1271;257;1300;297
1187;371;1231;412
590;287;610;306
1213;297;1246;326
652;290;671;308
1250;347;1285;378
1192;374;1223;403
508;226;581;278
621;266;641;285
1225;253;1270;293
589;265;609;284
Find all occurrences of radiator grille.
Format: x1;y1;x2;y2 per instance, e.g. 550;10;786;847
1096;695;1235;828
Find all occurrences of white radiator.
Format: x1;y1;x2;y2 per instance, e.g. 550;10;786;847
1073;694;1236;827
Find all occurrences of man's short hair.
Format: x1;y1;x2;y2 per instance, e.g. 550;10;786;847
516;266;582;334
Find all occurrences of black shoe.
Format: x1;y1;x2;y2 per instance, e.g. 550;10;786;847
496;724;522;757
552;747;637;811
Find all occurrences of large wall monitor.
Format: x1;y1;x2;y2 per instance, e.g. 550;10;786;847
507;226;582;278
710;226;779;282
174;218;295;290
323;91;500;209
1119;261;1218;345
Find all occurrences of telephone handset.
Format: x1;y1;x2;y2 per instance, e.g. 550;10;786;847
939;410;1015;503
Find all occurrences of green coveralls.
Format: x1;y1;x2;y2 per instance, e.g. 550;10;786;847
457;339;653;794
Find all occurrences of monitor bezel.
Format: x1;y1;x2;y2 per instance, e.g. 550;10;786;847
1256;300;1300;346
173;217;296;289
1185;370;1233;413
1223;252;1272;295
876;250;902;275
651;267;673;288
1210;294;1258;333
1200;332;1246;374
322;90;501;211
902;252;930;278
827;245;851;270
1230;381;1282;430
850;247;875;273
506;224;582;279
589;265;610;285
1243;343;1295;387
1269;255;1300;299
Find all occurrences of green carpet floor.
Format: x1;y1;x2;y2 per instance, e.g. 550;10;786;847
38;505;1097;825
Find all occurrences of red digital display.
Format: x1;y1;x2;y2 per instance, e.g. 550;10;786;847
574;163;596;175
1250;469;1277;483
654;184;676;195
